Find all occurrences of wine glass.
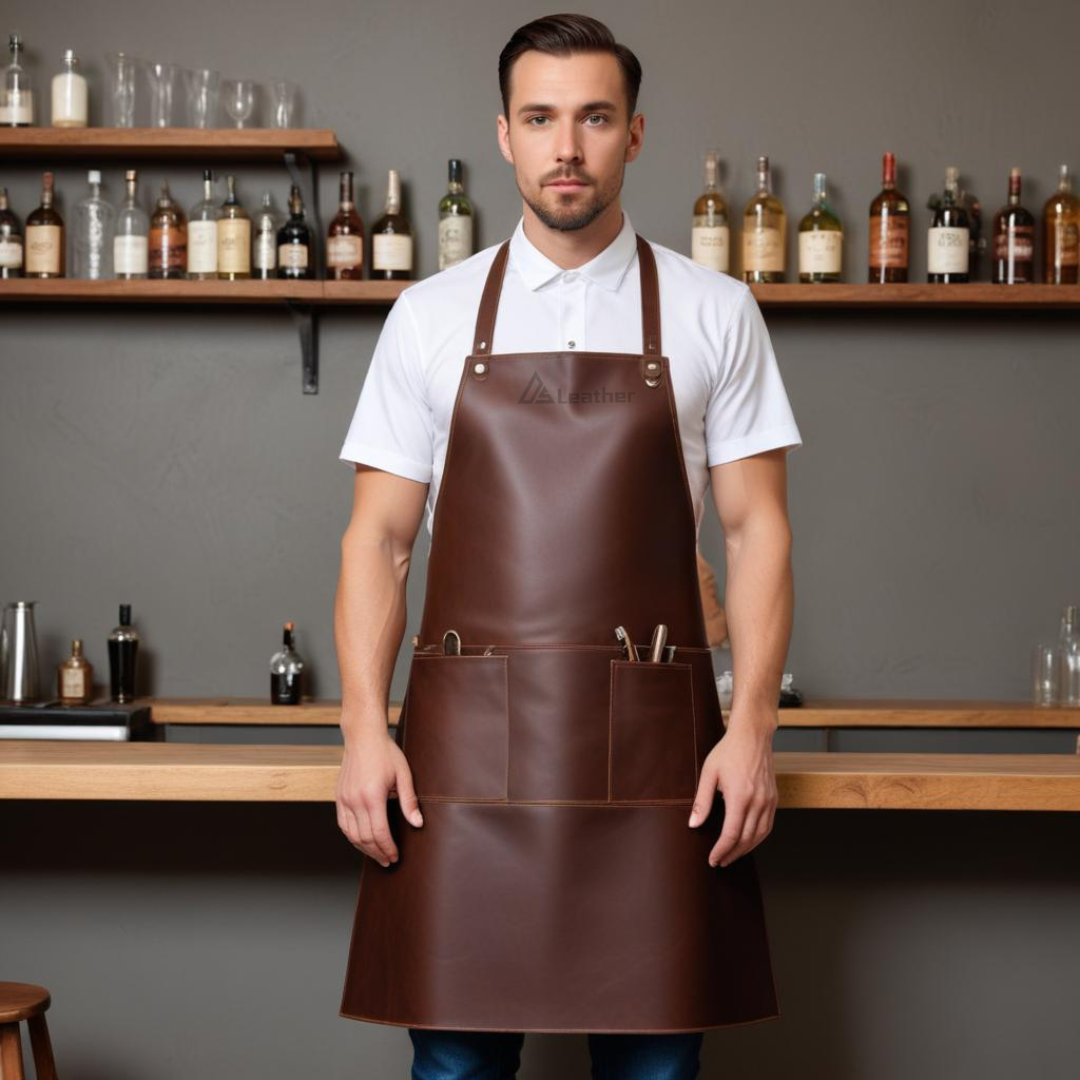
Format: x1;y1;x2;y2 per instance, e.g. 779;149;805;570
221;78;256;128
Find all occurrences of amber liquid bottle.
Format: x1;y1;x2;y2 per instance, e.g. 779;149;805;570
149;179;187;279
371;168;413;281
25;170;64;278
741;155;786;283
327;170;365;279
869;152;909;283
691;149;730;274
1043;164;1080;285
992;168;1035;284
217;174;251;280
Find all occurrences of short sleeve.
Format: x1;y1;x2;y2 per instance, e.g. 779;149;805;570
338;292;434;483
705;286;803;467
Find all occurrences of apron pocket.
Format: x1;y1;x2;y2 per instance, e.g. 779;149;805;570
401;654;509;800
609;659;697;802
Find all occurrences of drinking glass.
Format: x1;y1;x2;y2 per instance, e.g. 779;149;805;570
269;78;298;128
144;60;179;127
1032;642;1060;706
184;67;219;129
221;78;256;128
105;51;142;127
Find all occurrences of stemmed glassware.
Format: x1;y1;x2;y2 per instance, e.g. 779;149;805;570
221;78;256;128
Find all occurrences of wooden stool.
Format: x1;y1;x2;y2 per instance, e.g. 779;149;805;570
0;982;58;1079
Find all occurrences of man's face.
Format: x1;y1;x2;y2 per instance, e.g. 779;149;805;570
498;50;643;232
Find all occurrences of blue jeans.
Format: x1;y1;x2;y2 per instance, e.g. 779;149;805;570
408;1028;704;1080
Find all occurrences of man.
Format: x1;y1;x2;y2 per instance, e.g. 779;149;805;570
334;13;802;1080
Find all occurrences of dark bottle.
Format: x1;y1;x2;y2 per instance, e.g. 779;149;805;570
149;179;187;279
868;152;909;283
371;168;413;281
270;621;305;705
107;603;139;704
992;167;1035;284
276;184;313;280
327;170;365;279
0;186;24;277
927;166;970;283
25;171;65;278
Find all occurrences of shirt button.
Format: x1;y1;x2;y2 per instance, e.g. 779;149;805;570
568;340;576;348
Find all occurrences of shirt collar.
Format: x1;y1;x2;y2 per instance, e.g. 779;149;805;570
509;209;638;292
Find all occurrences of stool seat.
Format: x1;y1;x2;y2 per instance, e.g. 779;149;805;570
0;982;51;1023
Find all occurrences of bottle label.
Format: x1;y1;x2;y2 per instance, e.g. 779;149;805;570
60;667;87;698
114;234;148;274
279;242;309;269
0;236;23;269
218;219;251;273
1052;222;1079;268
927;226;969;273
327;234;363;267
994;226;1034;263
799;230;842;274
742;226;784;272
254;231;276;271
26;224;61;273
869;214;909;268
188;220;218;273
373;232;413;272
691;224;730;273
0;90;34;124
438;216;473;270
150;227;186;272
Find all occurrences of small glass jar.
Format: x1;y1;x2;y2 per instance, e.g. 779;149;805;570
51;48;88;127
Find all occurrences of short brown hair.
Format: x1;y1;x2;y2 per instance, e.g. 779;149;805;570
499;13;643;122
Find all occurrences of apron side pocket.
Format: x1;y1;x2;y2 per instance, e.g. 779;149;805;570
609;659;697;802
401;654;509;800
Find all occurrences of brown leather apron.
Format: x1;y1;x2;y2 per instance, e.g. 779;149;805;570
340;231;780;1033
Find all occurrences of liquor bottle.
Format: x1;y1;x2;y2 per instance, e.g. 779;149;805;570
327;170;364;279
869;151;909;283
0;187;24;277
114;169;149;279
252;191;282;280
25;171;64;278
691;149;730;274
57;638;94;705
959;182;985;279
276;184;312;279
742;155;785;283
1;33;34;126
1043;164;1080;285
217;174;251;279
270;621;305;705
927;167;969;283
187;169;219;280
148;178;186;279
991;168;1035;284
438;159;473;271
107;603;139;704
50;48;87;128
371;168;413;280
73;169;115;279
1058;604;1080;707
798;172;843;283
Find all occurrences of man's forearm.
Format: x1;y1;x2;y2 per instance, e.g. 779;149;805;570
334;531;411;744
722;514;794;736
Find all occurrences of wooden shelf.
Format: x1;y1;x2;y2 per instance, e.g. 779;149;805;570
750;283;1080;309
0;126;341;161
2;741;1079;809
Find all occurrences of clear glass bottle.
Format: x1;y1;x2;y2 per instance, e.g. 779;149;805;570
187;169;219;280
252;191;282;279
73;169;115;279
742;155;785;283
114;169;149;279
438;159;473;271
371;168;413;280
1043;164;1080;285
50;48;87;127
149;178;186;279
1058;604;1080;708
217;174;251;280
58;637;94;705
991;168;1035;285
927;166;970;283
798;172;843;283
270;621;304;705
327;170;365;279
0;187;24;277
691;149;729;274
25;171;64;278
869;151;909;283
1;33;34;126
277;183;312;279
107;603;139;704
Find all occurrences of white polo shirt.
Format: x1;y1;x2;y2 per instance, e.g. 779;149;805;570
339;209;802;540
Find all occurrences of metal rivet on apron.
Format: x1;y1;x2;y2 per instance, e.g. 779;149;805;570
473;361;487;375
568;340;576;348
479;341;487;350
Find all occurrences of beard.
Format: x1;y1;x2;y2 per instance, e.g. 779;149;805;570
519;162;624;232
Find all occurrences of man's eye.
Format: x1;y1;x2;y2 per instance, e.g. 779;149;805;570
585;114;607;124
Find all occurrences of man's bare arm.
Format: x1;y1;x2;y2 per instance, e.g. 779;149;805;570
687;447;795;867
334;463;428;866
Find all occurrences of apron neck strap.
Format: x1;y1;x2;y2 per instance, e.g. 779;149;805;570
472;232;662;358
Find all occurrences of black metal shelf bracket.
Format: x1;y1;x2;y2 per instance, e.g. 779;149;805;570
286;300;319;394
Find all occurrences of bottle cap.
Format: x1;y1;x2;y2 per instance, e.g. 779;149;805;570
88;169;101;184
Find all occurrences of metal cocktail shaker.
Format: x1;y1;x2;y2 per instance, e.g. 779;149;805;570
1;600;41;703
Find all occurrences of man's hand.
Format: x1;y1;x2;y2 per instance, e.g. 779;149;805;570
687;717;778;867
336;729;424;867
